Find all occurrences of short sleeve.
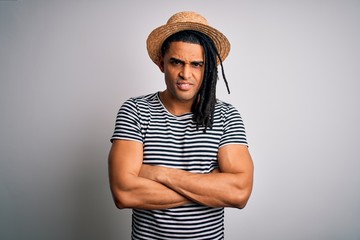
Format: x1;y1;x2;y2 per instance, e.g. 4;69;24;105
219;104;248;147
110;98;143;143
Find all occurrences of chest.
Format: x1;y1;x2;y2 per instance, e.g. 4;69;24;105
141;114;223;173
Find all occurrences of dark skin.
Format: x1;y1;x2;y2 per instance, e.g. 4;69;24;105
108;41;254;209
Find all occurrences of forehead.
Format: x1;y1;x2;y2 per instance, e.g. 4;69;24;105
165;41;204;61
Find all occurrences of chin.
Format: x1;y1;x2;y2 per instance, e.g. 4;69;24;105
176;94;196;102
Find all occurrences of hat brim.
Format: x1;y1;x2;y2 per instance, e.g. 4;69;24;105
146;22;230;66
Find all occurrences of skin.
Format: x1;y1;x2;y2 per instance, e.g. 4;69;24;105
108;41;254;210
158;41;205;115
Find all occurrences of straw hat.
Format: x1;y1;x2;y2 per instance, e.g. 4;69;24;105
146;11;230;66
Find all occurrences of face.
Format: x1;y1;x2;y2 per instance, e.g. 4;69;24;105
159;41;205;107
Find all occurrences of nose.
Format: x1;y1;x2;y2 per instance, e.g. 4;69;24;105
179;64;191;80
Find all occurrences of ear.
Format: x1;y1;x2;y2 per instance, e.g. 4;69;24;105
158;59;165;73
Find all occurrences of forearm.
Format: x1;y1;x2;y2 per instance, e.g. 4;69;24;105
140;165;251;208
111;175;191;210
109;140;192;210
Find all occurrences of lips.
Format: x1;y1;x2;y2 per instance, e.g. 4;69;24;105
177;82;192;91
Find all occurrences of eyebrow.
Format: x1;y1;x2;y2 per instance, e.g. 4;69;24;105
170;57;204;65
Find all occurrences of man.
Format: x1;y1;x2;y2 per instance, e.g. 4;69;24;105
108;11;254;239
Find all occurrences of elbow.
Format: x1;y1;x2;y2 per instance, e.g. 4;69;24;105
232;175;254;209
235;198;249;209
111;189;134;209
113;198;126;209
112;194;126;209
231;189;252;209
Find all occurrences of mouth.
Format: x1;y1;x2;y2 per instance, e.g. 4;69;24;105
177;82;192;91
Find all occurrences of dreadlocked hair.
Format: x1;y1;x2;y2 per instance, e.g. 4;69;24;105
161;30;230;132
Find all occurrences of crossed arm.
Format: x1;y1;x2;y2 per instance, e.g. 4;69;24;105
108;139;254;210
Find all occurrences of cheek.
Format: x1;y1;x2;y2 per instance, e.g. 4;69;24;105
164;67;178;80
195;70;204;83
163;71;175;86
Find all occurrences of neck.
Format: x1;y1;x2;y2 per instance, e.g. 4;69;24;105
159;91;194;116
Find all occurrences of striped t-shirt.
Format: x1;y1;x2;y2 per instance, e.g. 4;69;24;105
111;92;248;240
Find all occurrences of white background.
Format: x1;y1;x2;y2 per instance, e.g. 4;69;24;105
1;1;359;239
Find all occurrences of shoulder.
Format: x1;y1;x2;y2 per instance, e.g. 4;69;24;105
120;92;161;116
215;99;232;108
126;92;158;104
121;92;158;108
215;99;240;115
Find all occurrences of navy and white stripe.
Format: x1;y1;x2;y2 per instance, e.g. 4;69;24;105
111;92;247;239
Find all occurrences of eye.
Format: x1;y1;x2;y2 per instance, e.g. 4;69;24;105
170;59;183;65
192;62;204;68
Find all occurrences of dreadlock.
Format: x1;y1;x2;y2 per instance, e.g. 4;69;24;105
161;30;230;132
